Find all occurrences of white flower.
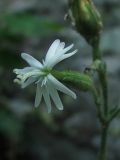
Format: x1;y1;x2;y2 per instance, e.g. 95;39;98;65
13;39;77;112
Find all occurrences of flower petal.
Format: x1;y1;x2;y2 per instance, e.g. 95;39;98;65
42;86;52;113
48;81;63;110
47;42;65;64
45;39;60;63
22;77;37;88
58;49;78;62
48;74;76;99
21;53;43;68
61;44;74;55
48;50;77;68
13;67;35;74
50;44;74;65
55;42;65;54
35;83;43;107
44;41;77;69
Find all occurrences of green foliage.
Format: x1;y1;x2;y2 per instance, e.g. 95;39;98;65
0;13;63;37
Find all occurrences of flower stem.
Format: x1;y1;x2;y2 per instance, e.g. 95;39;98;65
91;36;101;61
92;36;108;115
91;36;109;160
98;125;108;160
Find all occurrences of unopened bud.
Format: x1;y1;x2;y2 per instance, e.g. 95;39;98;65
69;0;103;43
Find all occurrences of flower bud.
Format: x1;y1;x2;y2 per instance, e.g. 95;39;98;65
69;0;103;43
52;70;95;92
52;70;100;105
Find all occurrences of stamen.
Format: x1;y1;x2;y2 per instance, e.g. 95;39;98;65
41;77;47;87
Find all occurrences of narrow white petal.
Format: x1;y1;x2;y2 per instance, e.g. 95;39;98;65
22;77;37;88
45;43;73;68
48;81;63;110
61;44;74;55
58;49;78;62
21;53;43;68
47;49;78;68
42;86;52;113
48;74;76;99
13;67;35;74
50;42;65;62
35;83;43;107
45;39;60;62
55;42;65;53
60;42;65;49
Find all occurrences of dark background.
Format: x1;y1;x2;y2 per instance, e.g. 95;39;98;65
0;0;120;160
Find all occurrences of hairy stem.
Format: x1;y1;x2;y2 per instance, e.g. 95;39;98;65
91;36;109;160
92;36;108;116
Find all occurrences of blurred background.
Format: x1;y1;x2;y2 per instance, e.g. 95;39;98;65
0;0;120;160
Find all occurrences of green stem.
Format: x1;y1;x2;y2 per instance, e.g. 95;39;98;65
92;36;101;61
99;67;108;115
92;36;108;116
91;36;109;160
98;125;108;160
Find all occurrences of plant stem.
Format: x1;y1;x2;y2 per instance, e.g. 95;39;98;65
99;66;108;116
91;36;109;160
92;36;108;116
92;36;101;61
98;125;108;160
